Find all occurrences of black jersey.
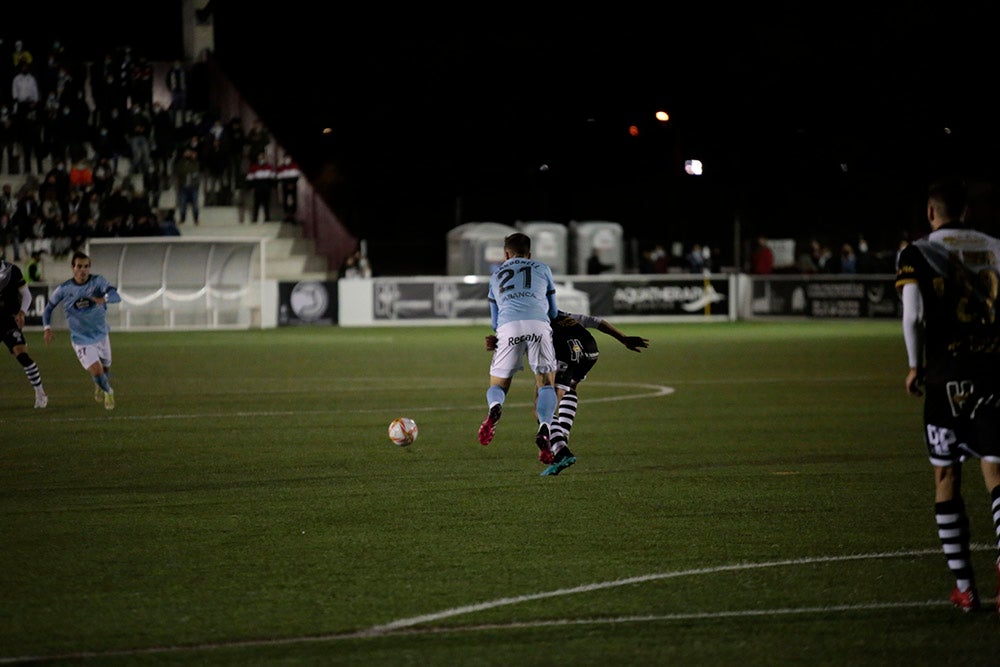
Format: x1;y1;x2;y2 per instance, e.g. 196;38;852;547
551;311;600;388
895;224;1000;383
0;260;27;317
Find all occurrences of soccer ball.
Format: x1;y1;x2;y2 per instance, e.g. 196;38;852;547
388;417;418;446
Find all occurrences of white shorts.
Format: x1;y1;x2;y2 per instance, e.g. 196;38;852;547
73;336;112;371
490;320;556;378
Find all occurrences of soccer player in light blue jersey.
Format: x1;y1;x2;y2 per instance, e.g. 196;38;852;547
42;251;121;410
478;232;560;466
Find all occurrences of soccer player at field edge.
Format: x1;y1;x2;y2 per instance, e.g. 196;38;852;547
0;259;48;407
895;176;1000;613
42;251;122;410
478;232;560;465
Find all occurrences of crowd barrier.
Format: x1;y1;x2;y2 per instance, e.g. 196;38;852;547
23;255;900;330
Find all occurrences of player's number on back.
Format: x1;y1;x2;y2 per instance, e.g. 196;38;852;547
497;266;532;294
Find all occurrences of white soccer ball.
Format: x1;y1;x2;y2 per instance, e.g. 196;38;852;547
388;417;418;446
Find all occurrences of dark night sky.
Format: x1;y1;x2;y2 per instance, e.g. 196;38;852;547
210;2;1000;271
8;2;1000;273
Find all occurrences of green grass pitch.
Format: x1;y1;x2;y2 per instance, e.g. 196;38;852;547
2;321;998;665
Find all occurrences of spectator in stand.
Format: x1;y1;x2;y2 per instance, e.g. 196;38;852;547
127;103;153;177
39;176;65;231
19;212;41;257
100;184;131;234
40;98;66;167
116;46;134;107
38;44;62;100
125;187;158;236
173;146;202;225
150;101;176;181
812;240;837;273
11;61;40;113
686;243;706;272
235;147;251;223
90;156;116;199
69;157;93;192
855;235;878;273
276;154;302;222
750;236;775;274
586;248;613;275
103;106;129;171
25;249;44;283
96;74;129;133
0;183;16;219
165;60;188;127
129;55;154;109
245;119;271;164
0;213;16;259
246;151;275;223
48;214;72;258
838;243;857;273
226;116;245;192
11;40;33;69
64;210;85;253
339;247;372;279
143;166;162;212
65;187;85;223
14;100;44;176
648;244;669;273
88;52;116;126
43;160;71;205
200;136;229;205
0;105;17;174
12;187;39;257
63;98;91;165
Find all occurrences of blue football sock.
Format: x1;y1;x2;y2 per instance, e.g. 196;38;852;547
95;374;112;393
486;384;506;408
536;385;557;426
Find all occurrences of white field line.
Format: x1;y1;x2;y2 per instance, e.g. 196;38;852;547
0;382;675;424
1;545;995;664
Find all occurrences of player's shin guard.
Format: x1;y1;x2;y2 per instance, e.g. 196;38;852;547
936;497;976;593
16;352;43;389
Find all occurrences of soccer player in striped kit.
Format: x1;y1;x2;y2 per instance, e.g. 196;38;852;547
896;176;1000;612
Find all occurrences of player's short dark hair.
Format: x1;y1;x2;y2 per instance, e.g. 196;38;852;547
504;233;531;256
928;176;968;221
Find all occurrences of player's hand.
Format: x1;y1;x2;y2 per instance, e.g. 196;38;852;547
44;329;54;345
905;367;924;397
14;311;25;330
485;334;498;351
623;335;649;352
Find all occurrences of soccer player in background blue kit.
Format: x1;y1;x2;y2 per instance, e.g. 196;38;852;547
479;233;563;469
42;251;122;410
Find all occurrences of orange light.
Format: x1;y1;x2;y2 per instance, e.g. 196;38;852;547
655;110;670;122
629;125;639;137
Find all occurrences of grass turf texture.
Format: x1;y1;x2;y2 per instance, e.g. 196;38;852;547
2;321;998;665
